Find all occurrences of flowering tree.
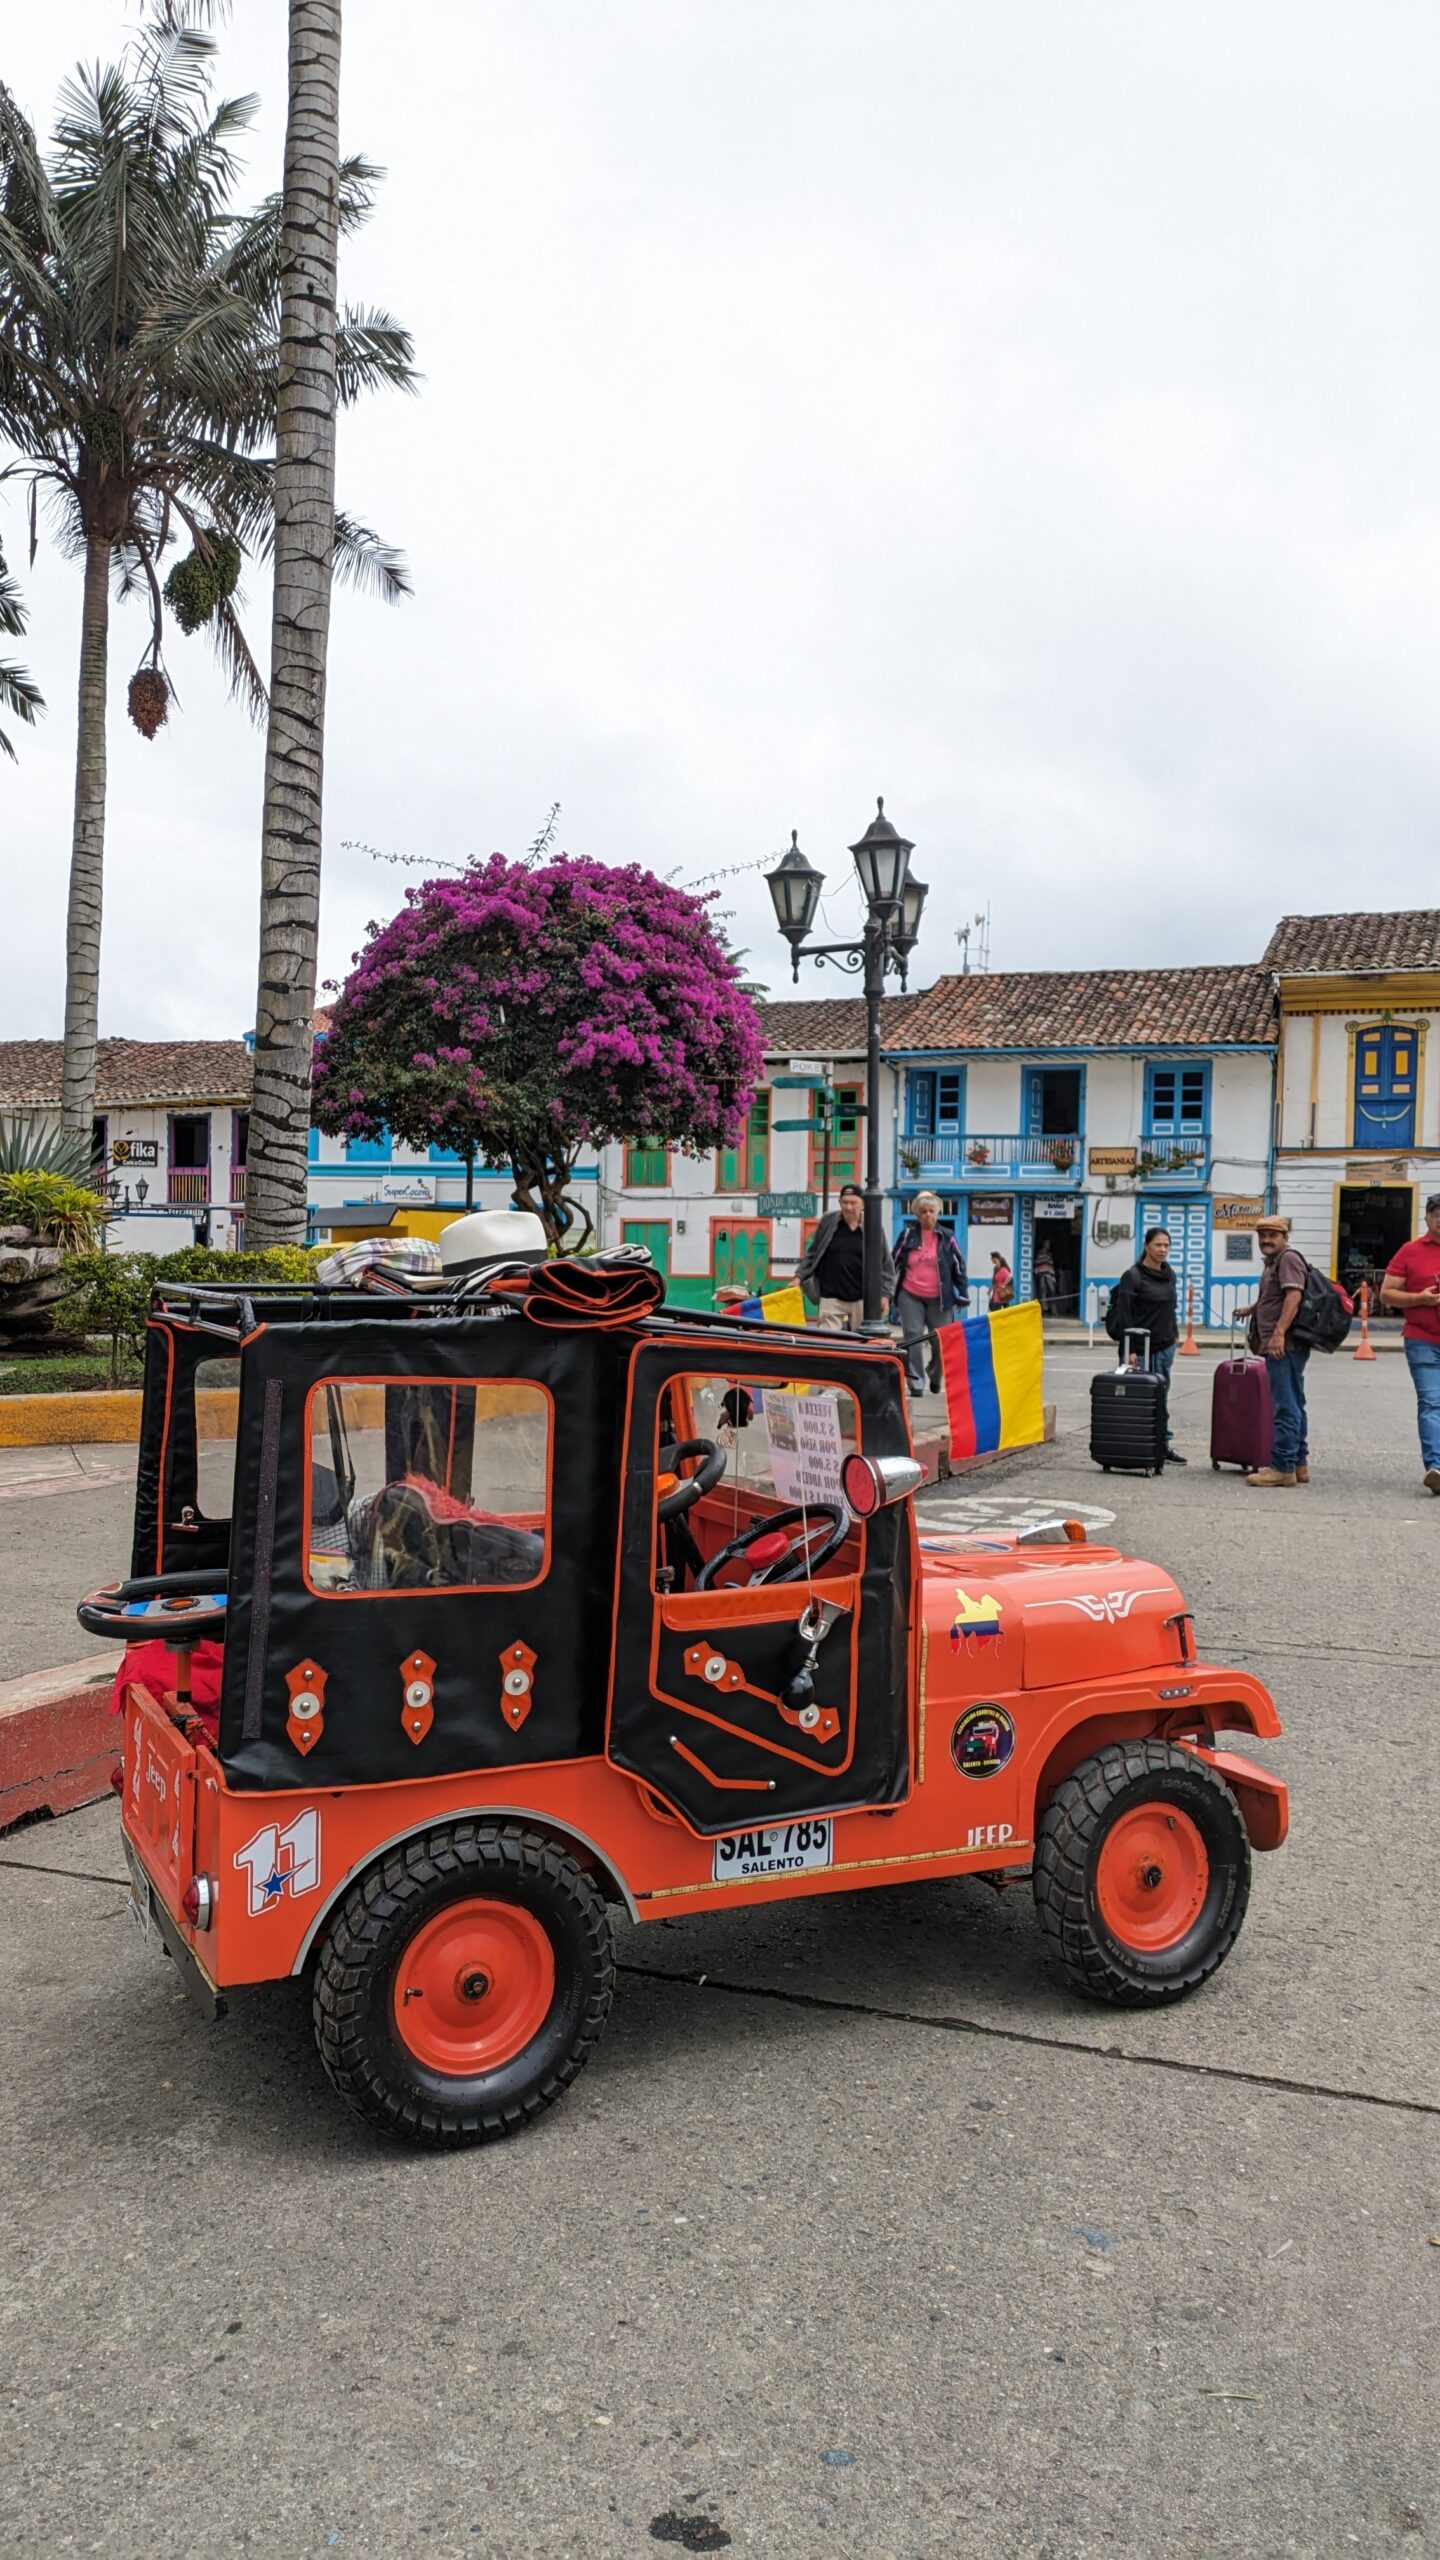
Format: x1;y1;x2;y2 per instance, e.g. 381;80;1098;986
312;854;765;1246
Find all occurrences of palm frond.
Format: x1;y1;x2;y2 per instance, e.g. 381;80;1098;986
209;589;267;723
334;514;412;604
336;307;419;405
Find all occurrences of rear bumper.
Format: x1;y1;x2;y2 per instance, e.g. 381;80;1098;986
122;1835;228;2019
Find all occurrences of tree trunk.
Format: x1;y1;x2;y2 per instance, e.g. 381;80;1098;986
61;534;110;1137
509;1149;591;1252
245;0;342;1245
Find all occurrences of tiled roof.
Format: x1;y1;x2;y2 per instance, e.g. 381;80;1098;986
757;992;928;1057
0;1040;254;1108
895;965;1275;1051
1262;911;1440;974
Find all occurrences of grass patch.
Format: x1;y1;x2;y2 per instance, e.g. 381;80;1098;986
0;1348;145;1396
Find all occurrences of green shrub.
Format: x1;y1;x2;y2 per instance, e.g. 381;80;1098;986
56;1244;328;1383
0;1169;107;1248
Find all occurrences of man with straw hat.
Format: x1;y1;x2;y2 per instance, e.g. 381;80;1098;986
1245;1213;1309;1487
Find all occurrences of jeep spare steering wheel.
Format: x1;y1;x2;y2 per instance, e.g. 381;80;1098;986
695;1504;848;1590
657;1437;726;1521
77;1568;229;1646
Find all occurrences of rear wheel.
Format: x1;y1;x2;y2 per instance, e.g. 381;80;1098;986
313;1822;614;2144
1033;1741;1251;2006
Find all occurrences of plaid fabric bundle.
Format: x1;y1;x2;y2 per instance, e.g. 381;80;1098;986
314;1236;444;1290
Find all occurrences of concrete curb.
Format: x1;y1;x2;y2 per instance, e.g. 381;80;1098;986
0;1654;119;1832
0;1390;142;1448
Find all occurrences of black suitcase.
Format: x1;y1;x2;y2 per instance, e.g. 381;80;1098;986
1090;1329;1168;1475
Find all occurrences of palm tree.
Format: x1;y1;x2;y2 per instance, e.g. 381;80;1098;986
245;0;343;1247
0;538;43;760
0;16;413;1138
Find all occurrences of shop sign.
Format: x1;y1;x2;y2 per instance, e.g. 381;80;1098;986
1212;1195;1267;1230
1033;1196;1079;1220
757;1191;817;1218
965;1194;1014;1225
110;1137;158;1166
1344;1159;1414;1184
1088;1146;1137;1177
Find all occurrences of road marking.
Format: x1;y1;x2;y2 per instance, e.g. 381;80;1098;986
914;1494;1117;1534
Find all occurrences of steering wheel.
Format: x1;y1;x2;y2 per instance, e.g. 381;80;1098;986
696;1504;848;1590
78;1568;229;1646
657;1437;726;1522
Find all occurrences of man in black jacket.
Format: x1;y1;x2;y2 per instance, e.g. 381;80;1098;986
1105;1226;1185;1463
797;1184;896;1330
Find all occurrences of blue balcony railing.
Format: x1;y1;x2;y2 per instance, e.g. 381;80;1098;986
896;1133;1084;1185
1135;1134;1209;1183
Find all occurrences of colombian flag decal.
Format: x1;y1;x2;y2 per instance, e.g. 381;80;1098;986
939;1302;1045;1459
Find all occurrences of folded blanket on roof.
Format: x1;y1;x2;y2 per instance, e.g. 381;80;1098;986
314;1237;444;1290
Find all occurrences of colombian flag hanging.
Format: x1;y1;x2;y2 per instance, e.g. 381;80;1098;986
737;1283;809;1326
939;1301;1045;1459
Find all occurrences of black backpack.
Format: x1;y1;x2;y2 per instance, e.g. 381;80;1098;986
1289;1261;1355;1353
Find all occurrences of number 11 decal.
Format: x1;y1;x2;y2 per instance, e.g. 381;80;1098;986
234;1808;322;1916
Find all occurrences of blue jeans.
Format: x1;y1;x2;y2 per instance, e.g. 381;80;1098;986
1404;1339;1440;1471
1264;1343;1310;1471
1150;1342;1176;1447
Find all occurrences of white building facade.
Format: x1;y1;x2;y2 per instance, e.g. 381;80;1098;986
1267;911;1440;1297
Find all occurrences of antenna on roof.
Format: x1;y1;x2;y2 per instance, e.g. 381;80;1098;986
955;907;991;975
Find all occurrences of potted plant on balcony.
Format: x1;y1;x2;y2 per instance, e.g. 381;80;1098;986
899;1145;924;1177
1045;1139;1076;1172
966;1141;990;1167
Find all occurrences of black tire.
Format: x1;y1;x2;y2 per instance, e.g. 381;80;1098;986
1033;1741;1251;2007
313;1821;614;2145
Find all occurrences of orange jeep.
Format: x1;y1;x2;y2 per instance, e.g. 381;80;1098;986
81;1243;1288;2145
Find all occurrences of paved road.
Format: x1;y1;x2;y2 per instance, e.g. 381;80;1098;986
1;1353;1436;2557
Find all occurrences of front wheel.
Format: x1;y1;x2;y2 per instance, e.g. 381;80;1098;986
313;1822;614;2144
1033;1741;1251;2006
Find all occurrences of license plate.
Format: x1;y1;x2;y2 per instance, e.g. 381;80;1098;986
122;1839;154;1947
711;1819;833;1884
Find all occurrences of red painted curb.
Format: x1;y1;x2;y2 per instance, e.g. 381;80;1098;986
0;1655;118;1832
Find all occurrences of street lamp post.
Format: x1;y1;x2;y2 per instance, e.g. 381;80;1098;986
766;800;928;1325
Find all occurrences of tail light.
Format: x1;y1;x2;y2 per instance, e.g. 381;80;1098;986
841;1453;926;1518
181;1875;216;1930
109;1764;125;1795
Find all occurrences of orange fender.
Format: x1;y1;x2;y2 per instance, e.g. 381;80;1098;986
1185;1744;1289;1851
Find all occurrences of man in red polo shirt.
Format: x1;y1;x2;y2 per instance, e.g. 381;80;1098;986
1381;1192;1440;1495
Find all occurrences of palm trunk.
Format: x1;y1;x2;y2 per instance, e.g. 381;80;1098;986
245;0;342;1245
61;534;110;1137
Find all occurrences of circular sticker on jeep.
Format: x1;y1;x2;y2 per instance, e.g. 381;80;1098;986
951;1705;1015;1780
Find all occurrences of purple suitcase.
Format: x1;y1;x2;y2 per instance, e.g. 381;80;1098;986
1211;1323;1272;1472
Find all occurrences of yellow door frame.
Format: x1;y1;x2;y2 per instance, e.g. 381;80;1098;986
1330;1179;1417;1279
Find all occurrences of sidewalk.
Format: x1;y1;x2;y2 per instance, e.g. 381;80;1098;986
0;1441;139;1501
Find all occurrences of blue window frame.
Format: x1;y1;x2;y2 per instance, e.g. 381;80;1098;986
1145;1062;1209;1136
906;1068;964;1135
344;1126;388;1163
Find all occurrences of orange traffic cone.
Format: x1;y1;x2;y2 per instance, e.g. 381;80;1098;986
1353;1278;1376;1361
1179;1279;1200;1355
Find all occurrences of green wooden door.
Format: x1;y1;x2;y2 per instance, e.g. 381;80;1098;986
622;1219;670;1276
713;1220;770;1294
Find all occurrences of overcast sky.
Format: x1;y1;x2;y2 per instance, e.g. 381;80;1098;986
4;0;1439;1040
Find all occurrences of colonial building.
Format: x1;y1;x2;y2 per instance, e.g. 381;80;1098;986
0;1040;254;1251
1268;909;1440;1294
595;998;869;1309
885;965;1275;1321
599;963;1277;1322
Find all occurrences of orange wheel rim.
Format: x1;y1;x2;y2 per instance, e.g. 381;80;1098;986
1095;1805;1210;1952
393;1897;555;2076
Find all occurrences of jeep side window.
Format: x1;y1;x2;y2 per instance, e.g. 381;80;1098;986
194;1355;241;1523
305;1378;552;1595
